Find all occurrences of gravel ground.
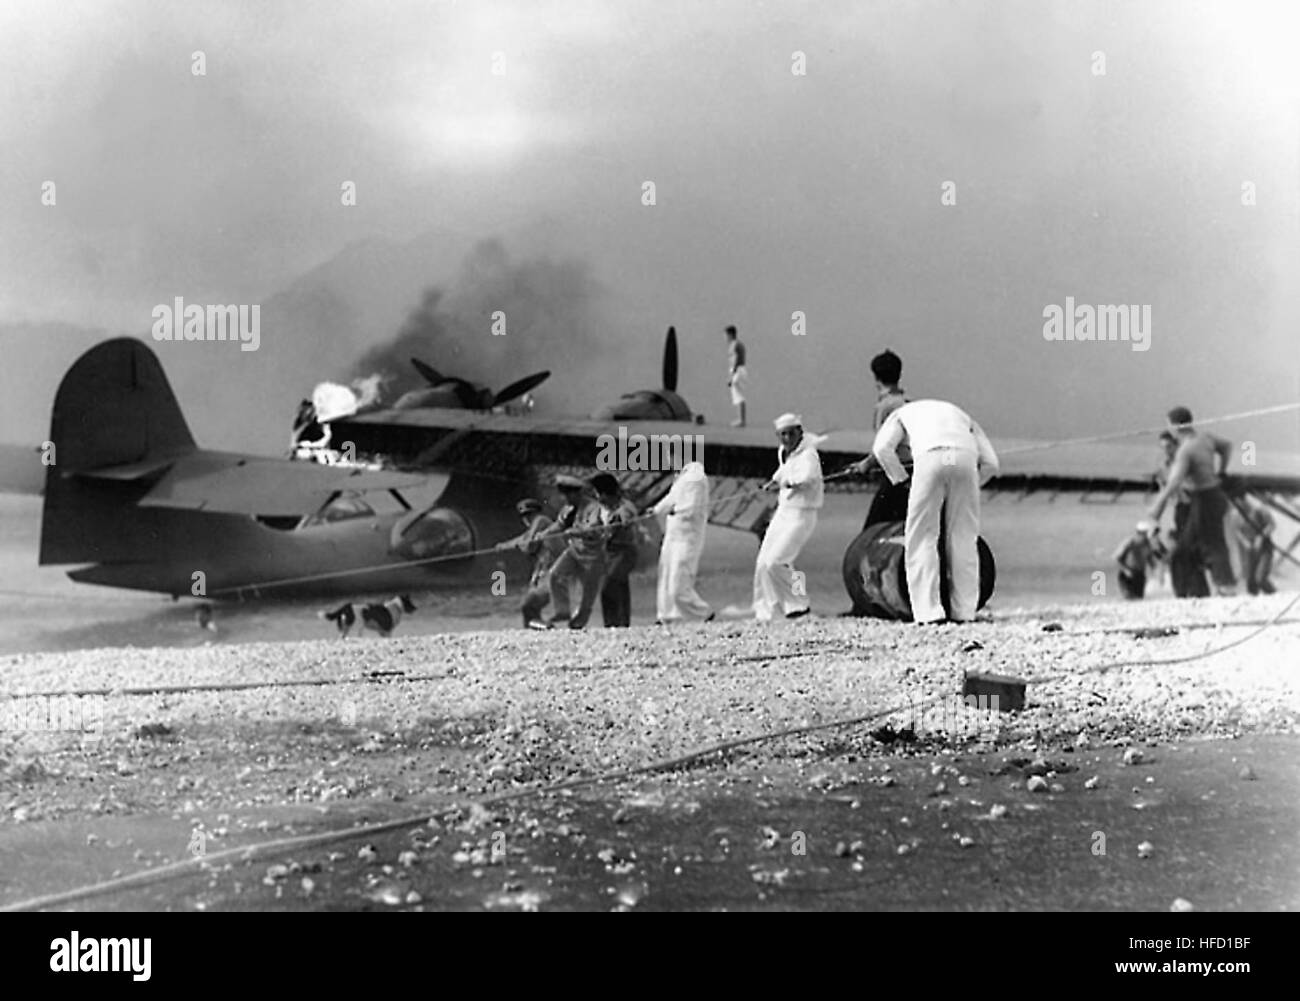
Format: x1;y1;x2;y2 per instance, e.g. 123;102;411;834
1;593;1296;828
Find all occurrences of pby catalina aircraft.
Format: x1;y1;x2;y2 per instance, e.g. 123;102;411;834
18;334;1300;617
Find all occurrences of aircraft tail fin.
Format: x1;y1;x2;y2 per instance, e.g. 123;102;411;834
40;338;197;565
46;337;196;473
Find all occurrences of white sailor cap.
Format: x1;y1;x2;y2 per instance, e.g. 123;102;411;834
773;412;803;431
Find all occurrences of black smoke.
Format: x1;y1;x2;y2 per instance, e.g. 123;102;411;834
351;239;613;412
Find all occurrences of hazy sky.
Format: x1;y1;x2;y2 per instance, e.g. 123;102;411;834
2;0;1297;455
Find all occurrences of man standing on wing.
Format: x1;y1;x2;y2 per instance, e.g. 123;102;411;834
753;413;824;621
872;399;1000;624
726;325;749;427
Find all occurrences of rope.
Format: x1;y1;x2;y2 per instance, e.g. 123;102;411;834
0;688;950;913
2;591;1295;911
206;471;858;598
208;504;670;597
1;643;861;701
996;402;1300;456
1020;589;1300;681
126;400;1300;597
1;671;453;701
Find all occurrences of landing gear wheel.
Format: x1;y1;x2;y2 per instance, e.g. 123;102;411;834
842;521;996;620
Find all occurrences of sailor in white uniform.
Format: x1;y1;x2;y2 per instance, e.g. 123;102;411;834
753;413;824;621
652;461;713;622
872;399;1000;623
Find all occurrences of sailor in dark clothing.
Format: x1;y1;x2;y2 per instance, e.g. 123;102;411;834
1112;522;1168;599
543;474;607;629
850;349;912;524
496;498;565;627
591;473;640;627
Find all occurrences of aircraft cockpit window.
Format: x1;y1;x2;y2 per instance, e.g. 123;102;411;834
391;507;475;561
255;515;302;531
302;493;375;527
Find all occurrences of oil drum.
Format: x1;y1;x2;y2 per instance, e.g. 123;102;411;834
841;520;996;620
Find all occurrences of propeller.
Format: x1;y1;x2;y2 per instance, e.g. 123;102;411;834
663;326;678;393
445;378;484;410
408;356;549;409
492;370;550;406
410;358;446;386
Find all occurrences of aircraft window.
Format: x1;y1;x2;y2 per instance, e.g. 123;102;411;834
393;507;475;561
302;493;375;527
256;515;302;531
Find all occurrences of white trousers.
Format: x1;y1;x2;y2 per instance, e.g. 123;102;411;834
753;506;818;620
905;448;981;623
730;366;749;405
656;528;712;621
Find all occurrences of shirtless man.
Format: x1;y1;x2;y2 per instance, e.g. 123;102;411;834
726;325;749;427
1147;406;1236;596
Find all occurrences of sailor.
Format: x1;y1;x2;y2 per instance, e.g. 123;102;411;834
869;349;910;432
652;461;713;623
1227;493;1276;596
850;349;913;523
1113;522;1168;600
1147;406;1236;597
544;474;607;629
496;498;564;628
873;399;1000;624
753;413;824;621
1155;430;1207;597
591;473;640;627
726;325;749;427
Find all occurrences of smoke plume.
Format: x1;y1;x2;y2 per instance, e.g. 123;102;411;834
351;239;611;413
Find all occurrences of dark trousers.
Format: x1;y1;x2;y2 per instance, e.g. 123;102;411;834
549;548;605;628
1238;541;1275;595
520;581;551;625
865;479;911;528
1118;568;1146;600
1182;487;1236;591
600;548;637;627
1169;501;1210;598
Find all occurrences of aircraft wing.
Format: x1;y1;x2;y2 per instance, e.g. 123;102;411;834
123;450;434;516
333;408;1300;534
334;409;873;479
335;407;1300;485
